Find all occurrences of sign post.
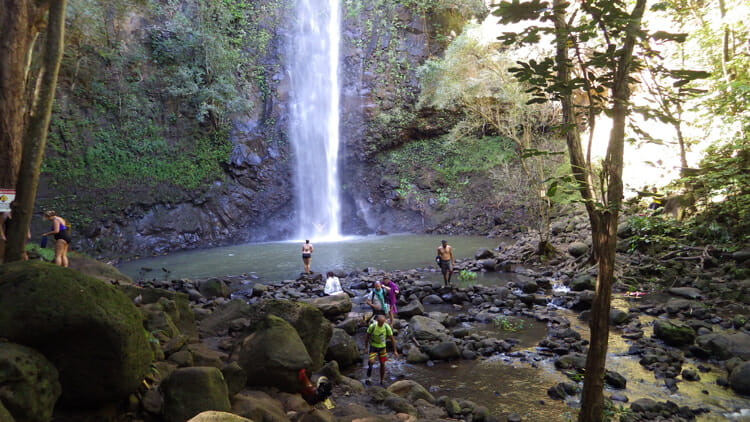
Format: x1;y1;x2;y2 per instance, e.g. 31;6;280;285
0;189;15;213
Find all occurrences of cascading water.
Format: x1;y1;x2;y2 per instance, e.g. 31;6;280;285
287;0;342;240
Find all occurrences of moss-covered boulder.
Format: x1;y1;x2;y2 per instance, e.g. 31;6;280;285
200;299;331;371
0;342;61;422
0;261;152;406
231;390;289;422
119;285;196;339
238;315;312;392
68;253;132;284
325;328;360;368
653;319;696;347
162;367;231;422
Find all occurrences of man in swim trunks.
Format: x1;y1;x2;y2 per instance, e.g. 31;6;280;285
302;239;314;274
364;314;398;385
437;239;455;286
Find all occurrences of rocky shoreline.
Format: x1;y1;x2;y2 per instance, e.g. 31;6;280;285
1;219;748;422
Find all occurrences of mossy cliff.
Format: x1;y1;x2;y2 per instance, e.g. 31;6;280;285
37;0;486;259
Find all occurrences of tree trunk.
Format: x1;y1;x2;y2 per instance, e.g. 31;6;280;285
0;1;48;189
578;0;646;420
4;0;65;262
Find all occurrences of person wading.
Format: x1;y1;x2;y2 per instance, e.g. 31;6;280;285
301;239;314;274
437;239;455;287
364;314;398;385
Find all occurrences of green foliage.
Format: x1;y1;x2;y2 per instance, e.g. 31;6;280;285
626;215;684;253
677;138;750;243
492;315;530;332
26;243;55;262
457;269;477;283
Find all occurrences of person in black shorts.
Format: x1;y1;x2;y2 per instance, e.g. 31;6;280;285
437;239;455;286
42;210;71;267
301;239;314;274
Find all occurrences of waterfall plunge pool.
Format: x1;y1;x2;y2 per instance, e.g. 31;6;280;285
117;234;510;283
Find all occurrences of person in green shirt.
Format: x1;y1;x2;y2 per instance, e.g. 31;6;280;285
364;314;399;385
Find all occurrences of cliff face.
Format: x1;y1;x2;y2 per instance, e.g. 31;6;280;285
37;0;486;259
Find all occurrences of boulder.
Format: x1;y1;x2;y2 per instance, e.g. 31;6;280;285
197;278;231;299
604;370;627;389
398;300;425;318
665;298;696;314
238;315;313;392
729;361;750;395
199;299;331;371
422;294;444;304
0;343;61;422
187;411;253;422
695;332;750;360
610;308;629;325
478;259;496;271
252;300;332;371
475;248;494;260
118;285;196;338
568;242;589;258
0;261;152;406
325;328;360;368
667;287;702;300
407;316;449;342
162;367;231;422
232;390;290;422
221;362;247;397
428;341;460;361
569;274;595;291
521;281;539;294
336;318;358;335
406;348;430;364
653;319;696;347
630;398;659;413
304;294;352;318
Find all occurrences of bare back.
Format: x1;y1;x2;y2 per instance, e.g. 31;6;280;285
302;243;313;254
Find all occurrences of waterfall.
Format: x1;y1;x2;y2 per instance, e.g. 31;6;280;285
287;0;342;240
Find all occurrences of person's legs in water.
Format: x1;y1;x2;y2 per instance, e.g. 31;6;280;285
378;348;387;384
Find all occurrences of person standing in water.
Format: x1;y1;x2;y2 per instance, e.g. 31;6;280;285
437;239;455;287
301;239;314;274
364;314;398;385
42;210;71;267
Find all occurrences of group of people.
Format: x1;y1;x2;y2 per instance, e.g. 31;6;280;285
0;205;71;267
309;239;456;385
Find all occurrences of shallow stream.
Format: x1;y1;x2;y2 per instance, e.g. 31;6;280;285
118;235;750;421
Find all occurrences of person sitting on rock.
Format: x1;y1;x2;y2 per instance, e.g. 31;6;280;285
364;314;399;385
324;271;344;295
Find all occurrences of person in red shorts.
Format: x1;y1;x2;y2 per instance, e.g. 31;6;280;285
364;314;399;385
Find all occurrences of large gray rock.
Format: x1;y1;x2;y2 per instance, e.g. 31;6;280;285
231;390;290;422
696;332;750;360
0;261;152;406
407;316;449;342
428;341;460;361
653;319;696;347
0;343;61;422
197;278;231;299
199;299;331;371
667;287;702;300
162;367;231;422
665;298;696;314
475;248;494;260
325;328;360;368
238;315;313;392
729;362;750;395
387;380;436;404
569;274;596;291
568;242;589;258
304;294;352;318
398;299;425;318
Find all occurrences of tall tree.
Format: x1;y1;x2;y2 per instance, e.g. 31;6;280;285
494;0;647;419
1;0;67;262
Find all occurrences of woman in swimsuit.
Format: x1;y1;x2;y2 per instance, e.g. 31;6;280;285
43;210;71;267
